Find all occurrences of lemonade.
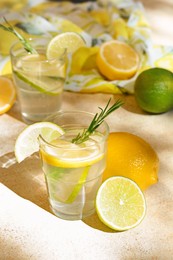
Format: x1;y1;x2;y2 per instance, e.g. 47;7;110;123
38;111;109;220
14;101;123;221
10;38;66;124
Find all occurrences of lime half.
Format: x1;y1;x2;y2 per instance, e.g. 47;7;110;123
96;176;146;231
15;122;64;163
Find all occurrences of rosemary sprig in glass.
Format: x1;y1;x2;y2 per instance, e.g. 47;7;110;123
0;17;37;54
72;99;123;144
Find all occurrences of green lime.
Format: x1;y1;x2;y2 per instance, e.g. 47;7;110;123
134;68;173;114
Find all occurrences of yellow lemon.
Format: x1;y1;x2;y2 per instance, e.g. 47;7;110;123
96;40;140;80
103;132;159;190
70;46;99;75
0;76;16;115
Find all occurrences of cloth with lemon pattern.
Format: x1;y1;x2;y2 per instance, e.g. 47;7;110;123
0;0;173;94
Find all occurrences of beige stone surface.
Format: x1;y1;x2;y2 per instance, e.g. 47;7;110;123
0;1;173;259
140;0;173;45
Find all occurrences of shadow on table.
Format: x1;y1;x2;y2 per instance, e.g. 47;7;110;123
0;152;50;212
7;101;23;123
0;152;118;233
113;93;147;115
82;212;117;233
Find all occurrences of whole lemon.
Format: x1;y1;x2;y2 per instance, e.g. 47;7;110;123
134;68;173;114
103;132;159;190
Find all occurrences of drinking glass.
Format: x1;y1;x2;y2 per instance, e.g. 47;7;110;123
10;37;66;124
39;111;109;220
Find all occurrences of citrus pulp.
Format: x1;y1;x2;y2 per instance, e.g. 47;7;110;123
46;32;86;59
15;122;64;163
96;176;146;231
0;76;16;114
96;40;139;80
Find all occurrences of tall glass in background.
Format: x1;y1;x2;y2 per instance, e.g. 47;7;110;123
10;38;66;124
39;111;109;220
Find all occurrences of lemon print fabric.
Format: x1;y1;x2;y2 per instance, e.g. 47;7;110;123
0;0;173;94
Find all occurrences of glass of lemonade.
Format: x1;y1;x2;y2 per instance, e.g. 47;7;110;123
10;37;66;124
38;111;109;220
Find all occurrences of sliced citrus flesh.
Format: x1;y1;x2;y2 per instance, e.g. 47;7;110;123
40;135;104;168
40;132;104;204
96;40;140;80
46;32;86;59
15;53;65;95
65;165;90;204
14;122;64;163
96;176;146;231
14;71;64;95
40;148;103;168
0;76;16;114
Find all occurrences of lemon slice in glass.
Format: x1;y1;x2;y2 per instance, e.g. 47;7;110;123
96;176;146;231
15;122;64;163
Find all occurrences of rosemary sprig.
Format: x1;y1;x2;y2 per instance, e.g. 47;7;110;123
72;99;124;144
0;17;37;54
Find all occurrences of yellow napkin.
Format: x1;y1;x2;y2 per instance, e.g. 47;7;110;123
0;0;173;93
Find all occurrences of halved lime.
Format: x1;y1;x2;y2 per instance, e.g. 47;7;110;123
15;122;64;163
96;176;146;231
46;32;86;59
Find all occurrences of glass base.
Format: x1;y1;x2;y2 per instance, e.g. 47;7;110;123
51;206;95;221
22;112;59;124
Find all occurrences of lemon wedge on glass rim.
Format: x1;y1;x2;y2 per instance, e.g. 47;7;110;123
14;122;64;163
46;32;86;59
14;122;101;204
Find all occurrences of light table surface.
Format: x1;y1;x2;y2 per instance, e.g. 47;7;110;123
0;0;173;259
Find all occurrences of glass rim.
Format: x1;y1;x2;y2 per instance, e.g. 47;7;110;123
39;110;110;150
10;37;67;63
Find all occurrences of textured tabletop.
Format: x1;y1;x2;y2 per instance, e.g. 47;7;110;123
0;1;173;259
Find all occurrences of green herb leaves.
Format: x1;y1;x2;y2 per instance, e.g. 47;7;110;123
0;17;37;54
72;99;123;144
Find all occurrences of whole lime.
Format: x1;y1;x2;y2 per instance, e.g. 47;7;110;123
134;68;173;114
